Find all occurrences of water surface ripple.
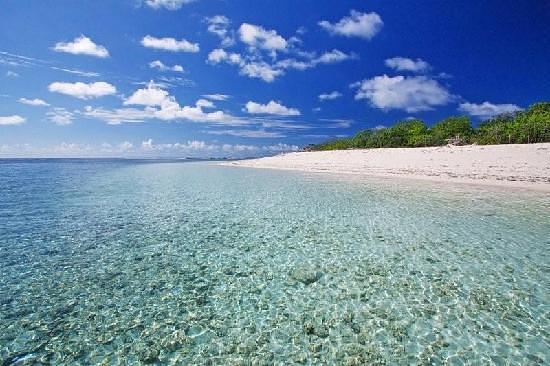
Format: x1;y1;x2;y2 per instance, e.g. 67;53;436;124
0;160;548;365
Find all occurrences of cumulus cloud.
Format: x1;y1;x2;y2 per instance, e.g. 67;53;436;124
319;91;342;101
0;140;300;158
245;100;300;116
207;48;242;64
53;35;109;58
144;0;195;10
353;75;452;112
0;115;25;126
458;102;523;119
238;23;288;51
83;82;238;125
319;10;383;39
47;108;74;125
124;81;171;106
208;48;354;82
207;49;282;82
204;18;358;82
195;99;214;108
385;57;430;72
48;81;117;99
206;15;234;47
149;60;184;72
240;62;283;82
138;139;299;156
118;141;134;151
276;50;356;72
6;71;19;77
19;98;50;106
141;35;199;52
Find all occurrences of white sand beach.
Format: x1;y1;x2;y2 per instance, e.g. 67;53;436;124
226;143;550;191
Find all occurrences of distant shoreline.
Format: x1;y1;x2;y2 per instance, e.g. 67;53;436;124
224;143;550;192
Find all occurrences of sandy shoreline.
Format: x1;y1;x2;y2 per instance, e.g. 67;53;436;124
224;143;550;191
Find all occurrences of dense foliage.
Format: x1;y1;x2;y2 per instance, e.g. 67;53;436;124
311;102;550;151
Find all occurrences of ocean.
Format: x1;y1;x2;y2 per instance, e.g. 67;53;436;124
1;159;548;365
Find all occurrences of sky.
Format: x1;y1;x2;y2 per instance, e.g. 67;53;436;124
1;0;549;158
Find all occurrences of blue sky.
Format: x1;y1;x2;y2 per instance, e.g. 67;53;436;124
1;0;549;157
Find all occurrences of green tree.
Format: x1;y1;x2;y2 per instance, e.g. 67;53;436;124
431;116;473;145
474;113;516;145
309;101;549;151
511;102;550;143
351;129;374;148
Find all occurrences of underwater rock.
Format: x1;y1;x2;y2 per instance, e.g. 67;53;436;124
290;267;322;285
138;348;159;364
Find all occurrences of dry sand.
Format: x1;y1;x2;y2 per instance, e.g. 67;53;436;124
224;143;550;191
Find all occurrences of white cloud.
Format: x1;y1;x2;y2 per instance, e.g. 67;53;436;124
141;35;199;52
206;15;234;47
0;51;39;68
206;129;285;138
0;115;25;126
315;49;356;64
319;118;353;128
6;71;19;77
208;48;354;82
155;76;195;88
245;100;300;116
83;106;152;124
319;91;342;101
202;94;230;101
263;143;300;152
84;82;239;125
149;60;184;72
124;81;170;106
240;62;283;82
353;75;452;112
385;57;430;72
47;108;74;125
145;0;195;10
138;139;299;155
274;59;311;71
195;99;214;108
19;98;50;106
458;102;523;119
0;51;101;78
53;35;109;58
207;48;241;64
0;140;300;158
48;81;117;99
50;67;100;77
205;17;356;83
208;48;281;82
142;138;154;150
277;50;356;70
238;23;287;51
118;141;134;151
319;10;383;39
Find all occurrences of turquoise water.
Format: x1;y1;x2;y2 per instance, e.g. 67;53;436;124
0;159;549;365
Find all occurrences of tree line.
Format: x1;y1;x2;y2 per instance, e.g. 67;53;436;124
311;102;550;151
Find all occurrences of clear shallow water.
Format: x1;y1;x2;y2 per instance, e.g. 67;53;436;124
0;159;549;365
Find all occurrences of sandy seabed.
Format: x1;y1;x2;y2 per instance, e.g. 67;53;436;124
225;143;550;191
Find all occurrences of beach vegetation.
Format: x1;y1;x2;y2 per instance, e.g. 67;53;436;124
311;102;550;150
